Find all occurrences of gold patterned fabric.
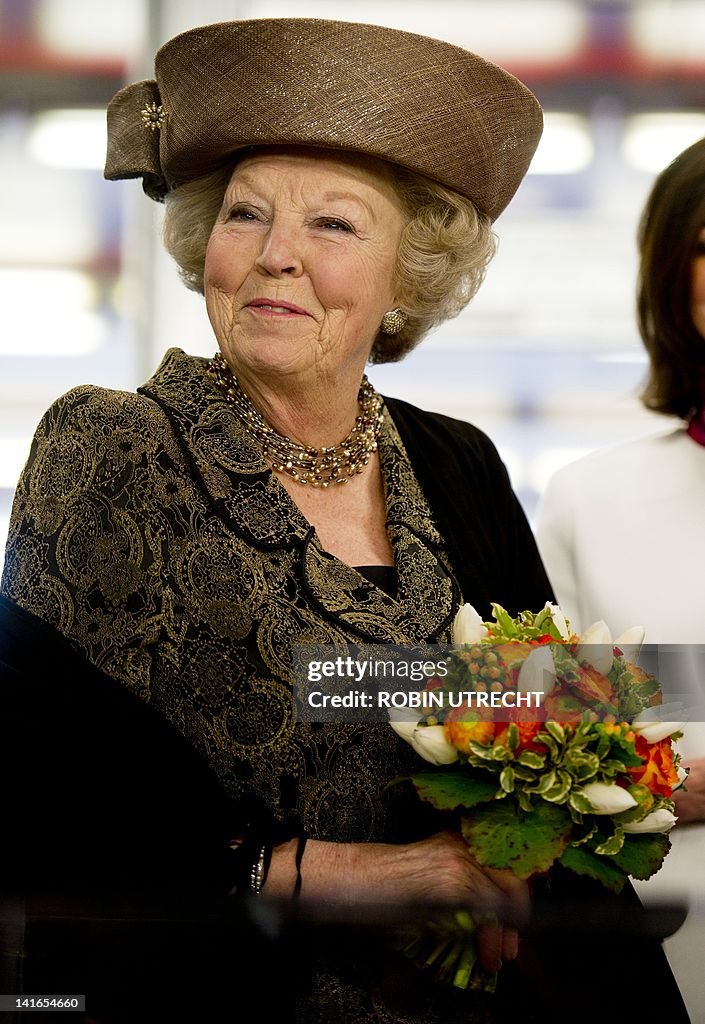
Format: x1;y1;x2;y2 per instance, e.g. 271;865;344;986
1;347;460;846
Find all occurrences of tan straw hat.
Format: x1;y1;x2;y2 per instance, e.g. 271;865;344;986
105;18;543;222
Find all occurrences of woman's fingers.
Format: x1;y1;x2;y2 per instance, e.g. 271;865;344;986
461;845;526;970
473;862;531;928
476;919;503;973
476;921;520;972
500;925;519;961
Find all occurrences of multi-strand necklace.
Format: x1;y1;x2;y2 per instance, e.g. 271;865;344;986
208;352;384;487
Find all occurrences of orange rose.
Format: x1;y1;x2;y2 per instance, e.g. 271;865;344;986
494;720;547;754
492;641;533;672
444;706;497;753
514;720;546;751
542;693;587;725
629;735;680;797
508;701;546;726
571;664;616;705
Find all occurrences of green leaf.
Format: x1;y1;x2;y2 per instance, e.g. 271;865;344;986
560;843;626;893
609;833;671;881
563;749;600;780
544;721;566;744
490;603;516;638
461;799;571;879
533;606;549;630
517;789;534;812
411;770;498;811
490;745;510;761
543;770;572;804
517;750;545;769
596;733;610;759
571;823;597;846
507;723;519;752
536;733;559;759
611;658;660;720
568;792;594;815
605;736;643;769
574;721;594;744
469;742;497;761
594;827;625;856
528;769;556;795
500;766;515;793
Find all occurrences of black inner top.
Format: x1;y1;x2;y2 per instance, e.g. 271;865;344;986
354;564;398;600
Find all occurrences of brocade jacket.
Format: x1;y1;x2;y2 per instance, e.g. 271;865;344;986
8;350;685;1023
1;348;551;850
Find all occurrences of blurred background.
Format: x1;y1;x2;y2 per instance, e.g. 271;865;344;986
2;0;705;551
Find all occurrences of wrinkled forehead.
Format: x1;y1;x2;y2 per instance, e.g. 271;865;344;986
223;144;406;209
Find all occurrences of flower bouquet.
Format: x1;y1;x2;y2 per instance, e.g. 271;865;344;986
390;601;687;991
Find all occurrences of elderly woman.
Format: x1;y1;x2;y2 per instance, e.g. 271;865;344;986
0;19;689;1024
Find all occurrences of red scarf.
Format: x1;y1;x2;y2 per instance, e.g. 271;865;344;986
687;405;705;446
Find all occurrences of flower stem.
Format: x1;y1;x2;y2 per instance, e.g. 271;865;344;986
421;931;453;969
437;938;463;982
452;940;477;989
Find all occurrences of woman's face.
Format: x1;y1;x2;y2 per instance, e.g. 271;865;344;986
204;146;407;387
691;226;705;340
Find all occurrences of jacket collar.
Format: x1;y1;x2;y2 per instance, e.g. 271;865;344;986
139;348;456;641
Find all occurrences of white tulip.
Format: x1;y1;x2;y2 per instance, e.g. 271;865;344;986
623;808;678;834
390;721;459;765
544;601;570;640
576;781;638;815
613;625;645;662
517;646;556;702
452;603;488;645
676;765;689;787
576;620;614;675
631;714;686;745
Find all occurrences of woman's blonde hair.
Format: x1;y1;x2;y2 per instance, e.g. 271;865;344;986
162;155;496;362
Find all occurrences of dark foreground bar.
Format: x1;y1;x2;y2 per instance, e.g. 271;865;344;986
0;886;691;1024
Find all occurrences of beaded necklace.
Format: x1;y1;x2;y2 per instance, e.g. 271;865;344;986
208;352;384;487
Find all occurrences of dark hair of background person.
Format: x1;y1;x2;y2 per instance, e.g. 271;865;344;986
637;136;705;418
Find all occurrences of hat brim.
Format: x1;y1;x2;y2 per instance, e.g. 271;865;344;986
105;18;543;221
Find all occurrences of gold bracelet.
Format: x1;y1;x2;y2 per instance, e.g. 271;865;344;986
250;843;268;895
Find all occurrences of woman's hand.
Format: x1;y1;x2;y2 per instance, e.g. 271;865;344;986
673;758;705;825
266;830;529;972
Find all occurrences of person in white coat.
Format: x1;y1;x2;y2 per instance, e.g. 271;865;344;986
536;136;705;1021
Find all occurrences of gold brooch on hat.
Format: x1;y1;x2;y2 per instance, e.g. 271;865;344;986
141;102;166;132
